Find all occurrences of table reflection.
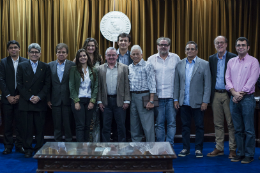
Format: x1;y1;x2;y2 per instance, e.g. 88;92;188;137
36;142;175;156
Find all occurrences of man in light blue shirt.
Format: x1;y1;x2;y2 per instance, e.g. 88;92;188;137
208;36;237;159
174;41;211;158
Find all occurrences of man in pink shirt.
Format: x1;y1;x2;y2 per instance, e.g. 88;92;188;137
225;37;259;164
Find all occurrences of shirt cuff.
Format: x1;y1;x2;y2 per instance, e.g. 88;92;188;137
124;101;130;104
6;94;10;98
174;99;178;102
97;101;102;104
30;95;34;101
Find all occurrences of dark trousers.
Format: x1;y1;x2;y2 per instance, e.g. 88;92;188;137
180;105;204;151
71;98;94;142
20;111;46;152
2;103;23;149
52;103;73;142
102;97;126;142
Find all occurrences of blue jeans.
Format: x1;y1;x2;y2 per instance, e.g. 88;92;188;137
180;105;204;151
230;94;255;157
155;98;176;146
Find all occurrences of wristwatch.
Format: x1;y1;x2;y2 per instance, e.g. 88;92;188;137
149;101;154;104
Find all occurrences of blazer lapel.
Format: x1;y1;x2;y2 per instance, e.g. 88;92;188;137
191;57;200;79
53;61;61;83
7;57;15;76
61;61;70;83
116;63;122;89
213;54;218;77
29;61;42;88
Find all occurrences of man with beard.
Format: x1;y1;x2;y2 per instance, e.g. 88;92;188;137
47;43;75;142
0;40;27;154
147;37;180;147
97;47;131;142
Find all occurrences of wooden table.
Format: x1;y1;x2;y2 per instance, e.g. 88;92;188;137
33;142;177;173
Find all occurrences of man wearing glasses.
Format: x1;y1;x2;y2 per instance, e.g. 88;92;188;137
97;47;130;142
207;36;237;159
174;41;211;158
225;37;259;164
0;40;27;155
47;43;75;142
17;43;51;158
147;37;180;147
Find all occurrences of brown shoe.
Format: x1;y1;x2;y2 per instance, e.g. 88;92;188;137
228;150;236;159
207;148;224;157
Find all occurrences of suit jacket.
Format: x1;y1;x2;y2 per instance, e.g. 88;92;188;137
174;57;211;108
69;66;98;104
116;50;133;65
0;56;28;104
48;60;75;106
97;62;131;107
17;60;51;111
209;51;237;102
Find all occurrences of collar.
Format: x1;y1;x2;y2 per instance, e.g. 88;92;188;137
30;60;38;66
11;56;19;63
117;49;129;56
107;62;118;68
57;59;66;65
217;51;227;60
238;53;249;61
133;59;145;66
186;56;197;63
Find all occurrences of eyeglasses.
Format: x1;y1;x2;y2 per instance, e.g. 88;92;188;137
236;44;247;47
186;48;196;51
29;51;40;54
106;54;117;57
9;46;19;50
215;41;226;45
158;44;169;47
57;51;67;54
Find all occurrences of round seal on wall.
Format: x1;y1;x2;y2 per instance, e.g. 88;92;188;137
100;11;131;42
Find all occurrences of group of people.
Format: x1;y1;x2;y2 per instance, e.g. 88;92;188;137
0;33;259;164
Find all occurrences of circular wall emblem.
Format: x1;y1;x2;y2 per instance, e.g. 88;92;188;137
100;11;131;42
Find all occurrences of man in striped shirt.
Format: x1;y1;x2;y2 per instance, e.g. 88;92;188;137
129;45;156;142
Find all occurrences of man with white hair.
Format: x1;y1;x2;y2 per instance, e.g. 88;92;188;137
129;45;156;142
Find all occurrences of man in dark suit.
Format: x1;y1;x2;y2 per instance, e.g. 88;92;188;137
207;36;237;159
98;47;131;142
17;43;51;158
0;40;27;154
47;43;75;142
174;41;211;158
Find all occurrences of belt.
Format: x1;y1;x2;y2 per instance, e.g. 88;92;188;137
215;89;227;93
131;90;149;94
107;95;117;98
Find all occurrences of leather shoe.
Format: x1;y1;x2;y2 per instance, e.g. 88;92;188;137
228;150;236;159
2;148;12;155
24;151;33;158
15;147;25;154
207;148;224;157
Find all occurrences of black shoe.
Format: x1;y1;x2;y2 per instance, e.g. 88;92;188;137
15;147;25;154
2;148;12;155
241;157;254;164
231;155;244;162
24;151;33;158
